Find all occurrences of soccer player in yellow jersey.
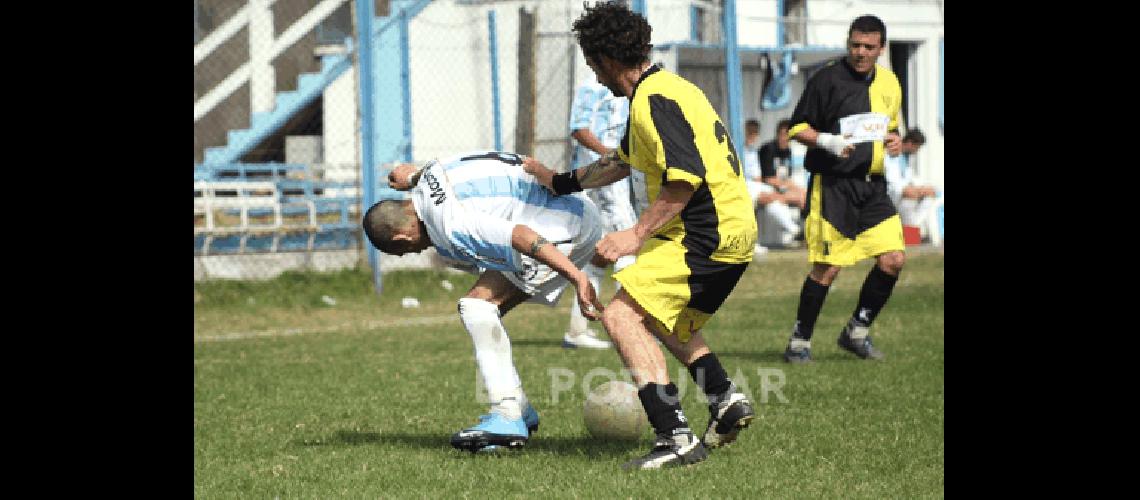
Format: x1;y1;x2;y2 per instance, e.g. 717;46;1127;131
781;15;908;364
524;1;757;470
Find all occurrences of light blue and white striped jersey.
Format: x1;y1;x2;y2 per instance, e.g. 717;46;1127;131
409;151;590;273
569;82;629;170
742;144;761;180
883;152;913;205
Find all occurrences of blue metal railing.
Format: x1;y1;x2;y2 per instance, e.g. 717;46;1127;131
489;10;502;151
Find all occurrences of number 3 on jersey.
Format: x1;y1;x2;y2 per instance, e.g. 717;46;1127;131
713;121;741;177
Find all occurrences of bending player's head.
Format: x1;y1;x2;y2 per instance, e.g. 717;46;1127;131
572;1;652;95
362;200;429;255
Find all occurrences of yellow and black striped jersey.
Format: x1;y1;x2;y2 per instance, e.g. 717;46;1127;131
618;65;757;263
789;58;901;176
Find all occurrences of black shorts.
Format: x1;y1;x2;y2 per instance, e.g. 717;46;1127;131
804;174;904;265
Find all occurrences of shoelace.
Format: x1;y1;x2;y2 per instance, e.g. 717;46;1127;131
650;433;691;452
650;436;674;452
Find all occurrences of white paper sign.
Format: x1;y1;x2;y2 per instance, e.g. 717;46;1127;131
839;113;890;144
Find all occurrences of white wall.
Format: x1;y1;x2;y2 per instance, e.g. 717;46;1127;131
736;0;780;47
407;1;508;161
325;0;942;187
645;0;699;44
323;65;358;166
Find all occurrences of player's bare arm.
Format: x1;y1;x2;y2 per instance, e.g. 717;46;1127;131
523;151;630;195
594;180;693;264
576;150;631;188
387;163;425;191
510;224;604;319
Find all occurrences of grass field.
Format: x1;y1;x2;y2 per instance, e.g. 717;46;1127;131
194;249;944;498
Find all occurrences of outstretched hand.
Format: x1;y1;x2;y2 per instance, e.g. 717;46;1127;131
387;163;419;191
576;278;605;321
594;228;642;266
523;157;556;193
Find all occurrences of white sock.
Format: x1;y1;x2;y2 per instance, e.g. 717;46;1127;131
568;264;604;336
459;298;524;420
766;200;800;233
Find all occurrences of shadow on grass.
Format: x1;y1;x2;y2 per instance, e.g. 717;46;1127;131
296;430;640;459
717;348;870;364
296;430;445;449
509;339;564;348
526;434;644;459
716;348;787;363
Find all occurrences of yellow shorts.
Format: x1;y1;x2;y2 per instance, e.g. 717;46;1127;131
614;236;749;342
805;174;905;266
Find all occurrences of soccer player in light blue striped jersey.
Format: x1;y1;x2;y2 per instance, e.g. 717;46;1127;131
363;150;606;453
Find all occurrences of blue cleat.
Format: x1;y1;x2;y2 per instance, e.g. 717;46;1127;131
451;412;529;453
522;403;540;434
476;404;540;453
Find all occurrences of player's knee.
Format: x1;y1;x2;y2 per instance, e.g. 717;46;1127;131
457;298;506;333
879;251;906;274
601;303;629;338
601;305;619;331
458;297;496;317
810;264;841;285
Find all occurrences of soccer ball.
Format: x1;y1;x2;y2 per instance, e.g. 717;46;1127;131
582;380;648;441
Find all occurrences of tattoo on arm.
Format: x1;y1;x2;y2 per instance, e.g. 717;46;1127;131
577;150;631;188
528;235;549;256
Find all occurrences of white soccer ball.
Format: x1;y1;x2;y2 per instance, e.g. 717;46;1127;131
582;380;648;441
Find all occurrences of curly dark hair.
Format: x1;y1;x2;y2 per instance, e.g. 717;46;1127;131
572;2;653;66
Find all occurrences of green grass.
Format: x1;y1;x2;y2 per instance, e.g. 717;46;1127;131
194;249;944;498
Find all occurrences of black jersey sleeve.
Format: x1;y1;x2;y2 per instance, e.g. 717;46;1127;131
790;64;874;177
758;143;777;178
789;73;826;138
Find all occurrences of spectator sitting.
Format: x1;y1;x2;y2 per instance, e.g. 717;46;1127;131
883;128;940;237
743;119;802;249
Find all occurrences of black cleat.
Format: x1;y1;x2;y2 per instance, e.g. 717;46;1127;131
702;390;755;449
622;428;708;470
837;324;885;360
783;338;814;364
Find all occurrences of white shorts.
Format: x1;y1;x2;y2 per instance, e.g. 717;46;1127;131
745;180;776;202
503;195;605;306
585;178;637;233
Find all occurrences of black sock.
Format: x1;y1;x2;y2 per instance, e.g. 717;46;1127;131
638;383;689;435
793;275;831;341
687;353;732;403
851;265;899;327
